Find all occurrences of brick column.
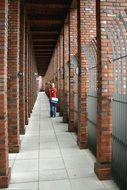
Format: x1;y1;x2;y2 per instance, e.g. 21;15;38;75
25;22;29;125
53;44;61;113
69;4;78;132
31;59;33;109
63;19;69;123
57;43;60;112
94;0;124;180
8;0;20;153
59;33;64;116
29;41;33;115
30;50;33;113
33;56;37;106
28;39;31;117
0;0;11;187
77;0;96;148
19;2;26;134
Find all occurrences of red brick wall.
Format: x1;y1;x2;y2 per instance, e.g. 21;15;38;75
45;53;55;84
24;29;38;121
0;0;11;188
77;0;96;148
95;0;127;180
29;47;33;114
63;17;69;123
45;49;56;98
59;32;64;116
19;2;26;134
25;20;29;125
56;42;60;111
28;39;36;117
28;38;32;117
69;3;78;132
32;48;38;111
29;50;37;110
7;0;20;153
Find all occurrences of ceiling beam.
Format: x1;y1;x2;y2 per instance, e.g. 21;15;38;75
34;47;54;50
30;20;62;26
35;52;53;54
35;55;50;58
34;52;53;54
31;31;59;34
32;34;58;38
34;47;54;51
28;14;64;20
34;49;53;52
33;39;56;42
33;44;55;46
35;52;52;54
30;26;61;31
26;4;68;10
33;41;56;48
33;41;56;45
36;58;50;61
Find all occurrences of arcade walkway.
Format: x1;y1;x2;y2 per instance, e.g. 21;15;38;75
5;93;119;190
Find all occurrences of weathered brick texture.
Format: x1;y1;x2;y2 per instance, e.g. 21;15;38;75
95;0;126;180
29;48;32;114
7;0;20;153
63;18;69;123
28;39;31;117
29;52;37;110
77;0;96;149
69;3;78;132
45;49;56;97
0;0;11;188
56;43;60;112
25;32;37;120
25;21;29;125
30;47;38;112
19;3;26;134
59;32;64;116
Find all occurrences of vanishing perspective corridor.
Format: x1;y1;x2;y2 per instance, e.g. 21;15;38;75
5;93;118;190
0;1;127;189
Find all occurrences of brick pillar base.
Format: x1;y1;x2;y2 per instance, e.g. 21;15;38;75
63;113;68;123
0;168;11;188
57;103;60;113
59;109;63;116
77;126;88;149
20;126;26;135
59;96;64;116
68;121;75;132
25;119;29;126
77;140;88;149
94;162;111;180
59;108;63;116
9;142;20;153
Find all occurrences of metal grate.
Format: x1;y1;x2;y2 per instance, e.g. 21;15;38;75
84;38;97;155
106;10;127;190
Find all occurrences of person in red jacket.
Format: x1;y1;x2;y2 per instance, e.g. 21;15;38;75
48;83;57;117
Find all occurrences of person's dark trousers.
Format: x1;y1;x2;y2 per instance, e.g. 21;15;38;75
50;100;57;117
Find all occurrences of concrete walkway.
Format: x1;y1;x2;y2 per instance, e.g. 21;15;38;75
4;92;119;190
